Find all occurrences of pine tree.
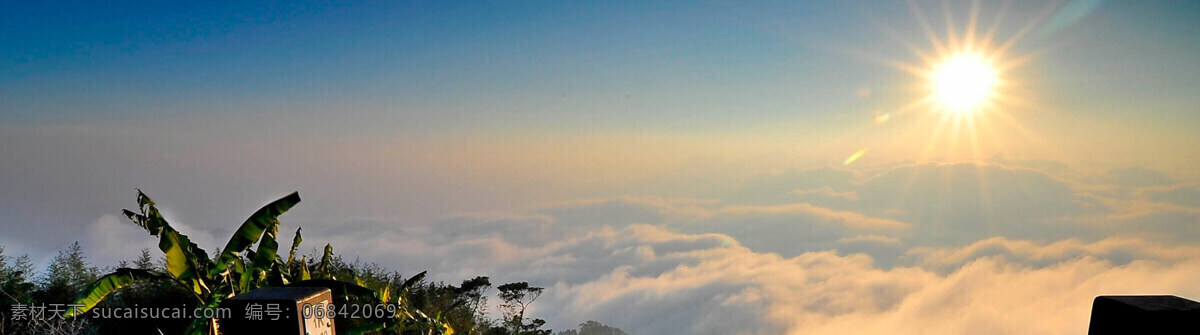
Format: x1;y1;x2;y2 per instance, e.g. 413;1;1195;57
35;241;99;304
1;246;35;303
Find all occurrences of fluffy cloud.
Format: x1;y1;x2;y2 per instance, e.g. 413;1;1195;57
84;213;224;268
564;233;1200;335
325;221;1200;335
901;236;1200;273
669;203;909;259
93;160;1198;334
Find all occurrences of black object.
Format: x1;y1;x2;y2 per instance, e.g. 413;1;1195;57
218;287;336;335
1088;295;1200;335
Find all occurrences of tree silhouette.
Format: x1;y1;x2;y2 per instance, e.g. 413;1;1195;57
496;282;550;335
556;320;628;335
34;241;98;304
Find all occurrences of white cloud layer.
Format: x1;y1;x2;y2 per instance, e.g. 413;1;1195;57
80;160;1200;334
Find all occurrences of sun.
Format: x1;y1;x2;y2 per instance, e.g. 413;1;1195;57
849;0;1042;164
930;53;998;113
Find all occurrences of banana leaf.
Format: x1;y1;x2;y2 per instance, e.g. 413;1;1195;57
379;283;391;305
286;227;302;265
224;255;247;296
298;255;311;280
211;192;300;278
266;262;290;287
162;228;211;295
66;268;179;317
401;271;427;293
125;190;165;235
123;191;213;296
244;223;280;288
290;279;391;335
317;243;334;279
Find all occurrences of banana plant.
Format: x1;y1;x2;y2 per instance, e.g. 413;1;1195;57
297;245;451;335
65;190;453;335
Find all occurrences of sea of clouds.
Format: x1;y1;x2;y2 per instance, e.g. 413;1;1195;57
86;159;1200;334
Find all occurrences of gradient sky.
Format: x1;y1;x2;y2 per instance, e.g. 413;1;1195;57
3;1;1200;334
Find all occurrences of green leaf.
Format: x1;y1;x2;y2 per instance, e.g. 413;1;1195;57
66;268;176;318
267;262;289;287
124;190;214;296
184;316;218;335
401;271;426;293
298;255;311;281
379;283;391;305
286;227;302;266
244;222;280;288
224;256;246;293
317;243;334;280
290;279;391;335
211;192;300;278
125;190;163;235
163;230;208;295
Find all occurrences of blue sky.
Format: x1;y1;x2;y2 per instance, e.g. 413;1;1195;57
3;1;1200;334
4;1;1199;130
2;1;1197;140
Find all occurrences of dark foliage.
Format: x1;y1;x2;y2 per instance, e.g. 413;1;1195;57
0;191;622;335
556;321;629;335
0;243;630;335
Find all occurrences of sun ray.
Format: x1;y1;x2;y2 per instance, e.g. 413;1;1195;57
907;0;949;57
941;0;959;51
964;0;981;51
965;108;985;160
995;51;1039;72
920;106;956;161
841;0;1054;194
852;19;943;75
992;3;1057;57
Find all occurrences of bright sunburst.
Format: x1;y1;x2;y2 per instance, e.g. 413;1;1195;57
837;1;1051;232
840;1;1047;167
929;52;998;113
